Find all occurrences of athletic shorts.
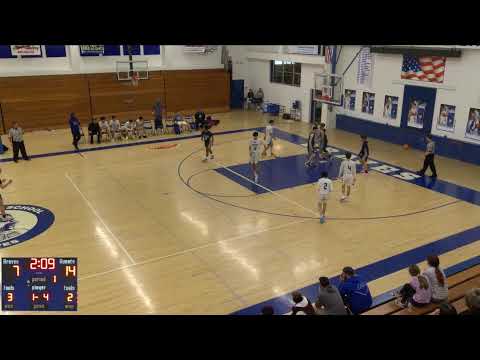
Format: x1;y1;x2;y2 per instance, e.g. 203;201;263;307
204;140;211;148
250;153;260;164
265;137;273;146
342;175;354;186
318;194;329;203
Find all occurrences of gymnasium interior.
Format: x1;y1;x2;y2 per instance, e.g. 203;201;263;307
0;45;479;316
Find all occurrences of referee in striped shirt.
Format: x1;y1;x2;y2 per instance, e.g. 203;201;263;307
417;134;437;178
9;122;30;163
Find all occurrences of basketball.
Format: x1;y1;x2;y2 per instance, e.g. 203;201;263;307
403;144;409;150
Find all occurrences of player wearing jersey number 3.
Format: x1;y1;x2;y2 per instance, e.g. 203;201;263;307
317;172;333;224
339;152;356;202
249;132;264;183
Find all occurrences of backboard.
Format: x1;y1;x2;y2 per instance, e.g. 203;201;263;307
313;72;343;106
116;60;149;82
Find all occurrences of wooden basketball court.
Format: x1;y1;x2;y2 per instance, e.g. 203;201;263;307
1;110;480;314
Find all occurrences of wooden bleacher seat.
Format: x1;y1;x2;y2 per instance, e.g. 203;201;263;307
427;297;469;315
393;275;480;315
363;264;480;315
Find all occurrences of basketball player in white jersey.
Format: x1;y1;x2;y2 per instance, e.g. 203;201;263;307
317;171;333;224
262;119;276;157
249;131;264;183
338;152;356;201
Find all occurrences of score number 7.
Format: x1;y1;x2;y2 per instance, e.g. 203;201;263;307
13;265;20;277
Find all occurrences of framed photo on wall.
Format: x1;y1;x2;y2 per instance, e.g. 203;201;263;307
407;98;427;129
383;95;399;120
362;92;375;114
465;108;480;141
436;104;456;133
344;89;356;111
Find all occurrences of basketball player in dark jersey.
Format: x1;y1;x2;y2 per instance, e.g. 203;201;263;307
201;126;214;161
305;126;318;167
358;135;369;174
320;123;330;159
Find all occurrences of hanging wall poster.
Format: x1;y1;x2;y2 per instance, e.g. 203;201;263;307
344;89;356;111
465;108;480;141
436;104;456;132
383;95;399;120
362;92;375;114
407;98;427;129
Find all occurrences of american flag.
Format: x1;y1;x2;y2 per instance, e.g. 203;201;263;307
401;55;445;83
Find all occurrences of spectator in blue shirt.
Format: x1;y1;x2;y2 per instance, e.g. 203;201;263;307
69;113;82;150
338;266;373;314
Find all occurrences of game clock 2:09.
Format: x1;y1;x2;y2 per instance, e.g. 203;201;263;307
1;257;78;311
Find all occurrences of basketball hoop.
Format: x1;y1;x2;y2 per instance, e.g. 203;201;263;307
313;73;343;106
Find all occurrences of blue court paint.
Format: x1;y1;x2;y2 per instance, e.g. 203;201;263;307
215;155;336;194
232;226;480;315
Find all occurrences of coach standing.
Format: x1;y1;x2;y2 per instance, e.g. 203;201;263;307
9;122;30;163
69;112;81;150
152;99;164;135
417;134;437;178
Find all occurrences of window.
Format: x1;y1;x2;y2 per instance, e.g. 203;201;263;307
270;60;301;86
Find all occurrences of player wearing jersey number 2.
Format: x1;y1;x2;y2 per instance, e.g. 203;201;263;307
317;172;332;224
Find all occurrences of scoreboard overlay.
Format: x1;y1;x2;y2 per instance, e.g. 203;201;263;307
2;257;77;311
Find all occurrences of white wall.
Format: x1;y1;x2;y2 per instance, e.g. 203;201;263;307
0;45;223;77
247;59;326;122
227;46;327;123
336;45;480;144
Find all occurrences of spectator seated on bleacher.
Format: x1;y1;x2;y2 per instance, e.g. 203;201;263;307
290;291;316;315
246;88;255;109
461;288;480;315
423;255;448;303
394;264;432;309
88;118;101;144
173;113;184;134
99;117;110;142
253;88;264;110
110;116;121;141
143;118;154;137
315;276;349;315
136;117;146;139
121;120;134;140
338;266;373;315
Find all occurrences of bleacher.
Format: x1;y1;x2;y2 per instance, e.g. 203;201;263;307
363;264;480;315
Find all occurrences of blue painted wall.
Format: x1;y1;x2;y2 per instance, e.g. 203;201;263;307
336;114;480;166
